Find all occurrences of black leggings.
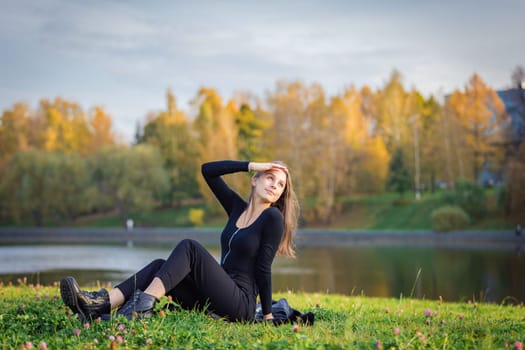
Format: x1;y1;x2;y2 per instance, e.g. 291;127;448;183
115;239;254;321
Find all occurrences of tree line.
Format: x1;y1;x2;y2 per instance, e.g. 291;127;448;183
1;69;524;226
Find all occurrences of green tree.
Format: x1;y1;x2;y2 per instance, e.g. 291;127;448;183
442;179;487;220
234;103;268;161
0;150;94;225
419;96;444;192
92;145;169;225
501;143;525;216
142;89;200;206
0;103;32;161
0;150;50;225
386;148;411;197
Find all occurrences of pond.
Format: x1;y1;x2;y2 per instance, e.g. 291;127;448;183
1;243;523;303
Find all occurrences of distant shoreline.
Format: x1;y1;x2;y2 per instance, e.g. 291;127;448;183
0;227;523;249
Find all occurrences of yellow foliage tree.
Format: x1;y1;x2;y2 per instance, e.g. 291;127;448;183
192;88;241;211
0;103;31;170
444;74;509;180
87;106;116;153
142;89;200;205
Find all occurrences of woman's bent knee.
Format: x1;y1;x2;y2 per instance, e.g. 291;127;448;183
177;238;200;250
151;258;166;269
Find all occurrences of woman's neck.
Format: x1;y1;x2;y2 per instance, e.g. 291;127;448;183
238;200;270;227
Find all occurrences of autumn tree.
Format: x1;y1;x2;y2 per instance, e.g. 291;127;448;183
36;98;90;154
444;74;509;181
0;102;33;198
86;106;117;153
374;71;412;152
0;103;31;159
357;86;391;193
1;99;117;158
141;89;200;206
192;88;242;211
264;81;322;221
331;86;390;195
371;72;432;196
418;96;445;192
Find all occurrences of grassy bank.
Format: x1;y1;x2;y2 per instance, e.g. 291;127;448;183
2;189;520;231
74;190;518;231
1;282;524;349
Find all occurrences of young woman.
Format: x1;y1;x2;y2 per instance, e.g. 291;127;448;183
60;160;299;322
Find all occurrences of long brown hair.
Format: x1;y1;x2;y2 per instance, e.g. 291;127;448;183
251;161;299;258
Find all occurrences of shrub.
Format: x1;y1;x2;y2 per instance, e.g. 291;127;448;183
431;205;470;232
188;208;204;226
392;198;410;206
441;179;486;220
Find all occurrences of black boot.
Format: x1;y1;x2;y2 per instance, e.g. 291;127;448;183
116;289;157;320
60;276;111;322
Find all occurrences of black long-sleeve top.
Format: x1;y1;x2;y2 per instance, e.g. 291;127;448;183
201;160;284;316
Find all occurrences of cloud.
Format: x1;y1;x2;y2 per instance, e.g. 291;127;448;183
1;0;523;142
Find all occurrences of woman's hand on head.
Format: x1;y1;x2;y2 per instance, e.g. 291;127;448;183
249;162;287;173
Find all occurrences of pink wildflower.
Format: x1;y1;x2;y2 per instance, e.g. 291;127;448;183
292;324;299;333
393;328;400;336
376;340;383;350
38;341;47;350
73;329;81;336
515;341;523;350
145;338;153;345
34;294;41;301
25;341;33;349
116;335;123;344
108;335;115;342
118;323;126;330
83;323;90;329
424;308;432;317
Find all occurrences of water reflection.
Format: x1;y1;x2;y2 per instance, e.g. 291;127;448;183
275;245;525;303
1;244;523;303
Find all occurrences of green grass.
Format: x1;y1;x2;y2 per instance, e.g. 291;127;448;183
72;206;205;228
331;190;519;231
331;192;443;230
1;282;524;349
2;190;519;231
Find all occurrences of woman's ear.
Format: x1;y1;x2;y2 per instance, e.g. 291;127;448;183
251;174;258;187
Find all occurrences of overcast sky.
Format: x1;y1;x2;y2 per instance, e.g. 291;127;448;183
1;0;523;142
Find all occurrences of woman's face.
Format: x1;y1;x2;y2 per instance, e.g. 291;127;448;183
252;168;287;204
